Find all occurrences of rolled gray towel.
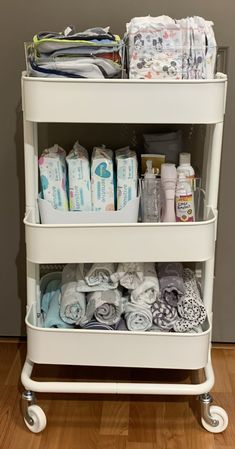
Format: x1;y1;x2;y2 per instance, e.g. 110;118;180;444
157;262;185;307
84;289;124;325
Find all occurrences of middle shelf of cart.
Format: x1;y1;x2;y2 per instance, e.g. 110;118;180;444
24;206;216;263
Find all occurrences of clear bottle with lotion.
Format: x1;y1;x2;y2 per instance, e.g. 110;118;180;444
175;172;195;222
142;160;160;222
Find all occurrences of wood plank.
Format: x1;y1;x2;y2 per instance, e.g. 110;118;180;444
0;342;233;449
100;400;129;436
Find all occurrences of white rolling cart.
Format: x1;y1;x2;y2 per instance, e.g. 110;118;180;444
21;72;228;433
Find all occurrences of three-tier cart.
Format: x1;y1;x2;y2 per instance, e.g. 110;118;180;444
21;72;228;433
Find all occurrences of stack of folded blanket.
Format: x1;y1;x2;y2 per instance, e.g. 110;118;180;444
41;262;207;333
26;25;123;79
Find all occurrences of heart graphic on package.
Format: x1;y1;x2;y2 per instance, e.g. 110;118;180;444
95;162;111;178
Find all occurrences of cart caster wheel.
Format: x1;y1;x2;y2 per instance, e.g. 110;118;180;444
201;405;228;433
24;404;47;433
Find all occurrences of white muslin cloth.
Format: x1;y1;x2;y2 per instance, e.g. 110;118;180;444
111;262;144;290
60;264;86;324
130;262;160;306
124;302;153;331
76;263;118;292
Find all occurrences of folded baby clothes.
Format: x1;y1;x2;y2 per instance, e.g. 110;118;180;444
27;25;123;79
60;264;86;325
130;262;160;306
173;268;206;332
111;262;145;290
151;300;178;330
124;302;153;331
157;262;185;307
66;141;92;211
84;289;124;325
38;144;69;210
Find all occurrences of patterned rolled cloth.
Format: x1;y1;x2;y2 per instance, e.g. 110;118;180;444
157;262;185;307
151;300;178;330
173;268;207;332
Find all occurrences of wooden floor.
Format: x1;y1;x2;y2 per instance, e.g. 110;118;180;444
0;340;235;449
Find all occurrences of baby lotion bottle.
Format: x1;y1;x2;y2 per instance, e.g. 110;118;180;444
175;172;195;222
177;152;195;188
161;163;177;222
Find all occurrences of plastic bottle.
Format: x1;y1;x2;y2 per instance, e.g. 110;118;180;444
142;160;160;222
177;152;195;188
161;163;177;222
175;172;195;222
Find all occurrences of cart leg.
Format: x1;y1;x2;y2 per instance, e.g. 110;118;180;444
22;390;47;433
200;393;218;427
200;393;228;433
22;390;36;426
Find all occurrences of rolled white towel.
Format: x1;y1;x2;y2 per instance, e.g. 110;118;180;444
111;262;144;289
76;263;118;292
60;282;86;325
131;262;160;306
124;302;152;331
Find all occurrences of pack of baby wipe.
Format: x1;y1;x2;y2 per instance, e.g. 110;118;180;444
38;144;68;210
91;145;114;211
66;141;92;211
116;147;138;210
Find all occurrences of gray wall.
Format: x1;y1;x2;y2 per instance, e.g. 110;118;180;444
1;0;234;339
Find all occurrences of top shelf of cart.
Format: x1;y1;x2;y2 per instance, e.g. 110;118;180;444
22;72;227;124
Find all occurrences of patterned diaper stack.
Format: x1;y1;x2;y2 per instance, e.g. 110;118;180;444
126;15;217;80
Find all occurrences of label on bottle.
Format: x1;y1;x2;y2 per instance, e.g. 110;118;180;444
176;194;194;222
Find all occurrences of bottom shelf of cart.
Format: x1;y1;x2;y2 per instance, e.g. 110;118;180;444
26;304;211;370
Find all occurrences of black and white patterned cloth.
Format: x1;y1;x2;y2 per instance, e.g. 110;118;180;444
151;268;207;333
